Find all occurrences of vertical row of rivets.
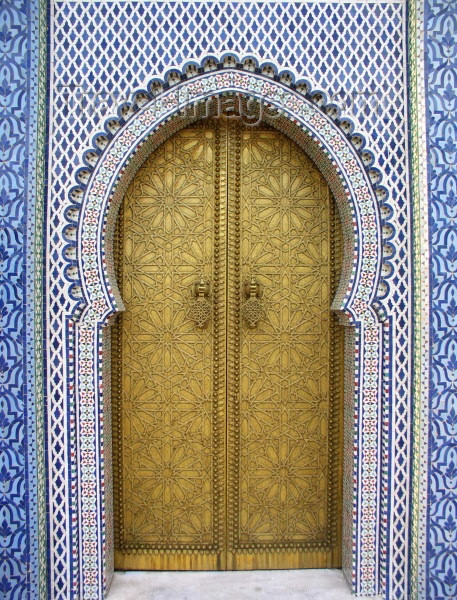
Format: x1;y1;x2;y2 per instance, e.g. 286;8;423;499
328;188;341;548
227;120;242;554
112;206;125;549
212;119;224;554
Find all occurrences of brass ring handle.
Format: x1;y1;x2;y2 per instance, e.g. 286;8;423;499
242;275;263;328
190;277;211;328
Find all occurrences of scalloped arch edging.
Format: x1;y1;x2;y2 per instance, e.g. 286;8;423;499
65;55;394;325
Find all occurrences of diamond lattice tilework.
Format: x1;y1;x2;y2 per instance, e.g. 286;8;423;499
47;2;410;598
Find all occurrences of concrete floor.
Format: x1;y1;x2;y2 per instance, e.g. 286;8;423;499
108;570;380;600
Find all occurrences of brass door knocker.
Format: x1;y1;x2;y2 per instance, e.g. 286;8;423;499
242;275;263;328
190;277;212;328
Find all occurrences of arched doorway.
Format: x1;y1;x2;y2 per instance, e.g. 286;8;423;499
112;118;344;571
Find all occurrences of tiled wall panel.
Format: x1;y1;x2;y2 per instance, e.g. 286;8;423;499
423;0;457;597
1;1;46;599
45;3;411;598
9;0;457;599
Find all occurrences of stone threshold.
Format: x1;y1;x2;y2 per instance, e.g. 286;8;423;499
108;569;382;599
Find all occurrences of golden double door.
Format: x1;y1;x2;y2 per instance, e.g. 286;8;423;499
113;119;343;571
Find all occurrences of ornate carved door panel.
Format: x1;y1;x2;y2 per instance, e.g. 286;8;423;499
113;120;343;571
113;125;227;570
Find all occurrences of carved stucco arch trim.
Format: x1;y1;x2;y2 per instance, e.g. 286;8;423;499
71;69;387;599
75;70;383;327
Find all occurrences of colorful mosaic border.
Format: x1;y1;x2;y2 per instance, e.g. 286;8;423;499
1;0;47;599
409;0;431;597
